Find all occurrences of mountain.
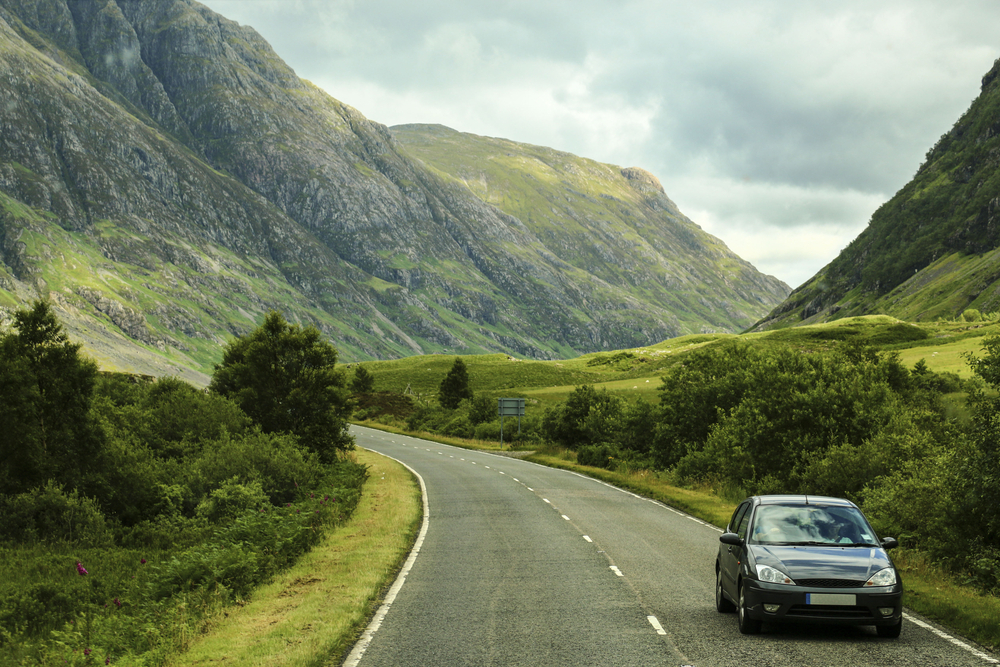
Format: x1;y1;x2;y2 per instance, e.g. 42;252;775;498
755;58;1000;330
0;0;788;380
391;124;788;336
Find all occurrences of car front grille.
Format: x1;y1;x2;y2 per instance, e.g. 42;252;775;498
796;578;866;588
787;605;874;620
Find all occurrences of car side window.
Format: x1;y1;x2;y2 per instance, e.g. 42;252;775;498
729;502;749;534
736;506;752;541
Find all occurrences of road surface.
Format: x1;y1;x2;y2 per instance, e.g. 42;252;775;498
346;426;998;667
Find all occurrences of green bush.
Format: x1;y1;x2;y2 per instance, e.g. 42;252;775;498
0;482;112;547
441;414;475;439
194;478;269;523
474;421;502;441
190;430;325;507
577;444;618;469
0;583;84;641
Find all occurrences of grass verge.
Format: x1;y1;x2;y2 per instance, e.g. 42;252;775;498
164;448;422;667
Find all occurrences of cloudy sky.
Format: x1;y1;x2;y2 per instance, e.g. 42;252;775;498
203;0;997;289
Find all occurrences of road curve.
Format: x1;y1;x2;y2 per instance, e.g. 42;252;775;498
346;426;998;667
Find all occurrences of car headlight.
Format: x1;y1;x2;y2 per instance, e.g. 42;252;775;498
865;568;897;587
756;564;795;585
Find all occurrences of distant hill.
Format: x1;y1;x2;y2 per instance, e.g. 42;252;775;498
392;124;789;338
755;58;1000;330
0;0;788;380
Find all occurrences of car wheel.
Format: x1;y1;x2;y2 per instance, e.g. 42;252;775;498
876;617;902;638
716;568;735;613
737;581;761;635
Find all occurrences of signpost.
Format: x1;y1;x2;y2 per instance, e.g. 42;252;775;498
497;398;525;447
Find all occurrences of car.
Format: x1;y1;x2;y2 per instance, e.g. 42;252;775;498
715;494;903;637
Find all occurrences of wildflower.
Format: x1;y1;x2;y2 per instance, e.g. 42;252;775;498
84;648;91;657
76;562;88;576
140;558;147;564
114;598;122;608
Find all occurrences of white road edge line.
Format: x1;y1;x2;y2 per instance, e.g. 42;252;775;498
904;614;999;664
647;615;667;636
343;448;430;667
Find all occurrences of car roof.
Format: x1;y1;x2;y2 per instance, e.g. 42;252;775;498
752;495;857;508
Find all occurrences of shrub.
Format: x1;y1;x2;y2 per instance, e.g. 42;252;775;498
473;421;502;442
441;414;475;439
194;478;269;523
0;482;112;547
577;444;618;469
190;431;325;507
0;583;84;640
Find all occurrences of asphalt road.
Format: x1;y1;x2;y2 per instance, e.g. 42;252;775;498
345;426;999;667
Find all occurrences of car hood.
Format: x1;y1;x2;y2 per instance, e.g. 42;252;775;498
751;545;893;582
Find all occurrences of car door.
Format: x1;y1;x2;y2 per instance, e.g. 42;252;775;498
720;501;751;597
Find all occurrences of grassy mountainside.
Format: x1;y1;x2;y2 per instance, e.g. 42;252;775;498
0;0;789;378
393;124;789;334
756;58;1000;329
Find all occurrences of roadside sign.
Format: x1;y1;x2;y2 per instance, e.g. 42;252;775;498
498;398;525;416
497;398;526;446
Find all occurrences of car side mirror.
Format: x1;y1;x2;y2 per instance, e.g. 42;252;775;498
880;537;898;550
720;532;744;547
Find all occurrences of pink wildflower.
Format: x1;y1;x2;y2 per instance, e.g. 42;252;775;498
76;562;88;576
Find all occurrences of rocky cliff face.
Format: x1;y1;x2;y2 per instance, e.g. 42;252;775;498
0;0;789;375
755;58;1000;329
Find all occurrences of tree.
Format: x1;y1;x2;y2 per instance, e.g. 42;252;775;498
439;357;473;409
0;300;102;493
209;311;353;462
350;365;376;394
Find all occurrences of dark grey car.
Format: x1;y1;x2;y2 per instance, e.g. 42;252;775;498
715;495;903;637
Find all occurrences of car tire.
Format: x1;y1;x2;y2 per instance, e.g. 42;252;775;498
876;617;902;638
716;568;735;613
737;581;761;635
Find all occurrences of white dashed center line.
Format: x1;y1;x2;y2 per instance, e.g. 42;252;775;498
647;616;667;635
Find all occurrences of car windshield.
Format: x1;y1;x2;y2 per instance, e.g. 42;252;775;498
750;504;877;546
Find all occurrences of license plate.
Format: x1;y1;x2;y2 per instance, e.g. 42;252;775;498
806;593;856;606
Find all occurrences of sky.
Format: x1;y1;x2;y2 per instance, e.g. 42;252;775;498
203;0;998;289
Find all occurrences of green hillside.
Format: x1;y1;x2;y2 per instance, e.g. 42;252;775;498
353;315;996;414
757;58;1000;329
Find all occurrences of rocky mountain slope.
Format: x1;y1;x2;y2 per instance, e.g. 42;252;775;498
755;58;1000;330
0;0;788;378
